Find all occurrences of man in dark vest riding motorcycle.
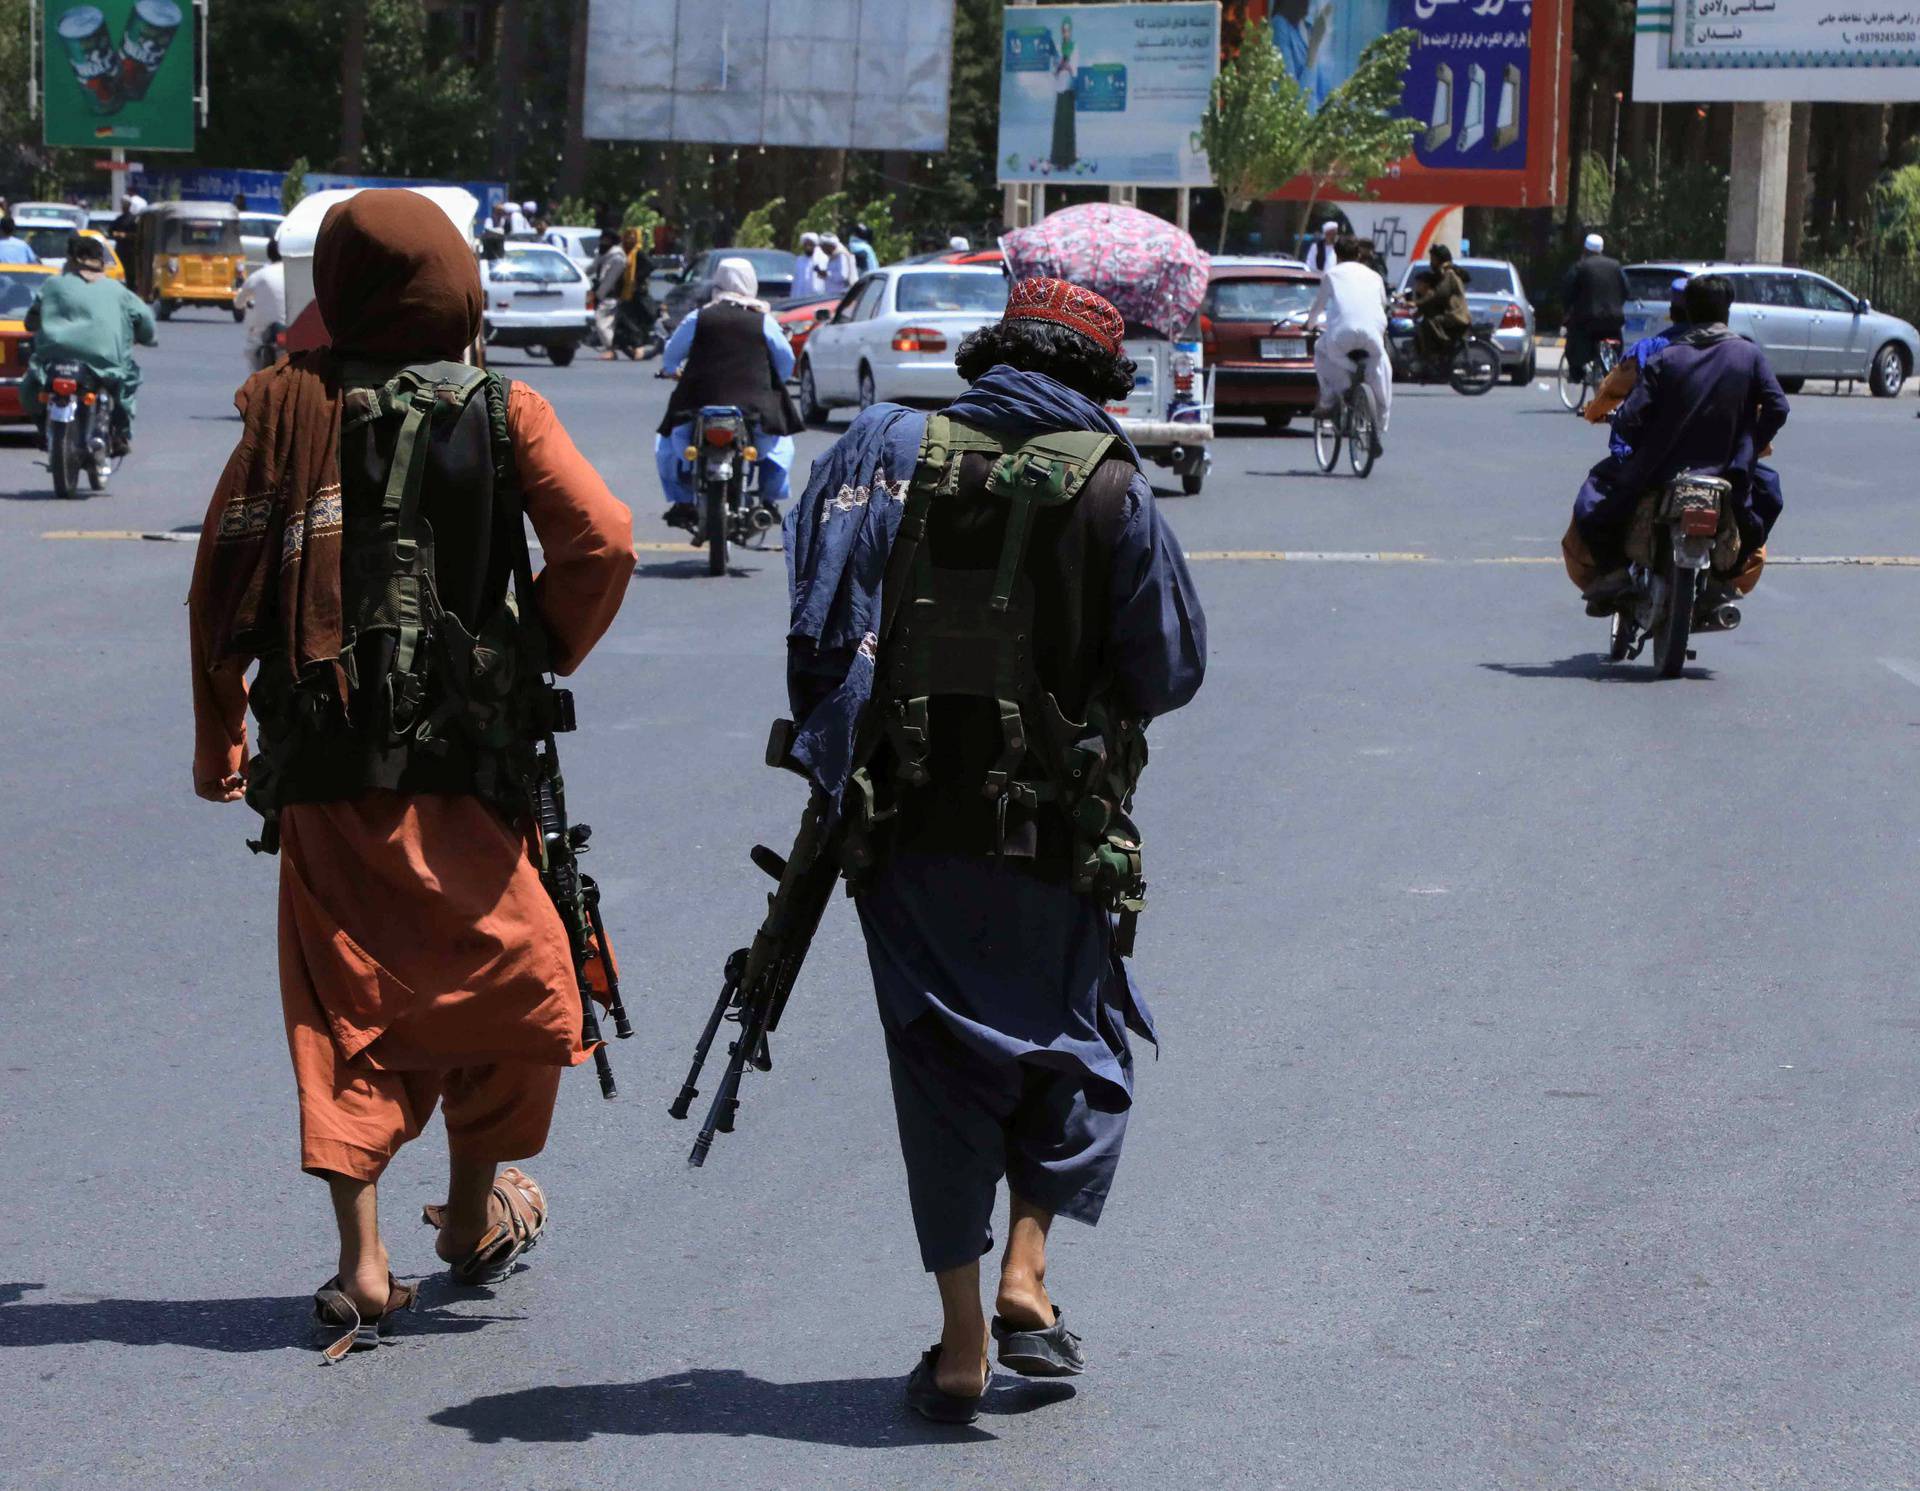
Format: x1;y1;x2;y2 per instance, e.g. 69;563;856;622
782;277;1207;1422
653;256;799;530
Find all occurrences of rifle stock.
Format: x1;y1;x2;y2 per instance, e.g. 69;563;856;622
671;788;842;1166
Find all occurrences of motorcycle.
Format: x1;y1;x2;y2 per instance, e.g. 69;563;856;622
42;362;117;501
1605;471;1743;679
1388;307;1501;395
683;404;779;576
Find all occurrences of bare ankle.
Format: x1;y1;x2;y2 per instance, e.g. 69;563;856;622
995;1269;1054;1328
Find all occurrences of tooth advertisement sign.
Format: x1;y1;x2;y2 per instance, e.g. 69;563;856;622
43;0;196;152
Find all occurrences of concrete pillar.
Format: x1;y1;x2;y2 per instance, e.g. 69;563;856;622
1783;103;1812;263
1725;101;1791;262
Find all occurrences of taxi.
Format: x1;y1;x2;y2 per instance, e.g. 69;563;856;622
0;262;56;425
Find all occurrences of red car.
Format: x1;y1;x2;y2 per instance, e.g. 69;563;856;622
1201;260;1323;430
774;290;843;362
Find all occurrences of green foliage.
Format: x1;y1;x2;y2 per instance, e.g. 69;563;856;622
1604;156;1728;263
281;158;310;214
798;192;912;262
1576;150;1614;231
1875;164;1920;255
1298;30;1420;219
733;196;787;249
1199;24;1314;250
622;196;665;237
547;195;595;229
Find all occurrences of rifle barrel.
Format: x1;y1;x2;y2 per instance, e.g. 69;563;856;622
669;966;740;1121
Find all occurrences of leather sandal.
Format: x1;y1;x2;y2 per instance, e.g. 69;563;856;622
422;1166;549;1286
310;1274;417;1364
992;1307;1086;1377
905;1345;989;1424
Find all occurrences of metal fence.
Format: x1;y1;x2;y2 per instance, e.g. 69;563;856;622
1796;256;1920;325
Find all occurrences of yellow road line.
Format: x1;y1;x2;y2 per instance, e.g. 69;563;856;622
38;530;1920;571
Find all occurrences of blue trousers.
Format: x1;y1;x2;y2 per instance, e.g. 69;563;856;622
654;422;792;507
880;1004;1129;1274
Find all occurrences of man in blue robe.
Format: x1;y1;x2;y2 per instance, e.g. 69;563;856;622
782;278;1206;1423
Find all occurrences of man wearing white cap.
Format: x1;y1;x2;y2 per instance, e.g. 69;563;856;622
1559;231;1629;387
1303;219;1340;274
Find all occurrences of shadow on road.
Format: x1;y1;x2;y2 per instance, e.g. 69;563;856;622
633;558;769;580
429;1369;1075;1448
1479;656;1716;682
0;1284;500;1353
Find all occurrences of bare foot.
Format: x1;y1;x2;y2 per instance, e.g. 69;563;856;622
934;1342;990;1398
995;1271;1056;1331
434;1191;506;1264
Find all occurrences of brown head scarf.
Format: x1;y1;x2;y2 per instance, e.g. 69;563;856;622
189;189;482;680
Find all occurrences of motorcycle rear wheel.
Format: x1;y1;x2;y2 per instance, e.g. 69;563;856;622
1651;545;1695;680
705;481;729;577
1451;341;1499;396
49;420;81;500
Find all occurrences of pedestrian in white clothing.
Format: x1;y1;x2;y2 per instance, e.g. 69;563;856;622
1305;234;1391;437
1303;220;1340;274
792;232;826;297
235;237;287;374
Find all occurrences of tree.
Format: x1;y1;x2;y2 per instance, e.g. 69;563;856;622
1198;24;1312;252
1295;31;1420;232
733;196;787;249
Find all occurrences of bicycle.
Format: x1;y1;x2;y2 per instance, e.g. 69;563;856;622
1558;335;1621;414
1313;348;1381;478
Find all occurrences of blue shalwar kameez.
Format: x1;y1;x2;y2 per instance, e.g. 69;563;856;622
784;368;1207;1272
654;303;796;507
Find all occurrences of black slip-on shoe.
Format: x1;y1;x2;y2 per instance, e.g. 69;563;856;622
991;1309;1086;1377
905;1345;986;1424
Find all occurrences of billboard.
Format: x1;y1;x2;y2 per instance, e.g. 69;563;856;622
42;0;195;152
1224;0;1572;208
1633;0;1920;101
997;3;1221;187
585;0;954;150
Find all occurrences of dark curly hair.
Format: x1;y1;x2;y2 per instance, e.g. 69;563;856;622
954;318;1137;403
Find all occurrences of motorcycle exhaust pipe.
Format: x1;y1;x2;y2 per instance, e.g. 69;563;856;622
1709;602;1741;632
748;505;779;533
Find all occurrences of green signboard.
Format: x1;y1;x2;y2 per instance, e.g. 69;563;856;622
43;0;195;152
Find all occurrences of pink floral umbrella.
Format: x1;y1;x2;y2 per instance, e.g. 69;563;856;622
999;203;1211;341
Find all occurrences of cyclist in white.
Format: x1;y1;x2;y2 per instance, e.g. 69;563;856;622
1305;233;1391;441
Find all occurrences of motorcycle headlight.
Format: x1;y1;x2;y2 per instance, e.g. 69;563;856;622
166;256;180;274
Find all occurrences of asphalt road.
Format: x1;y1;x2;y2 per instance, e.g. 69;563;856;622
5;317;1920;1491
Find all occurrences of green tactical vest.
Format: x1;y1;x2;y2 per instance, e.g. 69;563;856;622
844;412;1153;953
244;361;559;841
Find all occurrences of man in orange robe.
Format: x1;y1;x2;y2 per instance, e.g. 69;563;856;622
187;191;635;1359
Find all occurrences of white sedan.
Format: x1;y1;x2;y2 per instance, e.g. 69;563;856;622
797;264;1009;420
481;243;591;366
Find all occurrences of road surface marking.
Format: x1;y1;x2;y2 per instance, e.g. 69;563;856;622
40;531;1920;571
1879;658;1920;689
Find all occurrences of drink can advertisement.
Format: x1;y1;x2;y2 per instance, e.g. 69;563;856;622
43;0;196;151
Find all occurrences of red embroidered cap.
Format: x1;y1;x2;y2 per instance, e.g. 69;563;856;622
1003;276;1126;357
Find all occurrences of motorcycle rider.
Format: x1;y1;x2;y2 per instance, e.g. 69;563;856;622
1564;274;1790;614
236;234;287;375
1305;232;1390;443
653;256;799;529
1409;244;1469;369
1559;232;1629;385
20;233;155;456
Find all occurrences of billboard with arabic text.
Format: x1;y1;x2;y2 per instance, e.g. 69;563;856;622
1632;0;1920;100
1224;0;1572;208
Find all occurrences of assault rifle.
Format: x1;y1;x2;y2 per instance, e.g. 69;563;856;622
669;721;841;1166
526;689;633;1100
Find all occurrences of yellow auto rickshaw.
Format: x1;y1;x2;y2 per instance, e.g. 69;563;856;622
132;201;246;321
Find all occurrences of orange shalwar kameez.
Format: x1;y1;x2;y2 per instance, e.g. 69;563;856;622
190;383;635;1181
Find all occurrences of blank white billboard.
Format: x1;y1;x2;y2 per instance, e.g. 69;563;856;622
585;0;956;150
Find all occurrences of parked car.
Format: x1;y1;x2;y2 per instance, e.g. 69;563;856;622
1211;253;1310;272
238;211;285;271
773;289;845;363
1624;260;1920;397
538;225;600;267
0;263;56;425
660;248;796;332
1201;261;1322;429
481;243;591;365
796;264;1009;421
1393;256;1536;384
11;218;126;281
